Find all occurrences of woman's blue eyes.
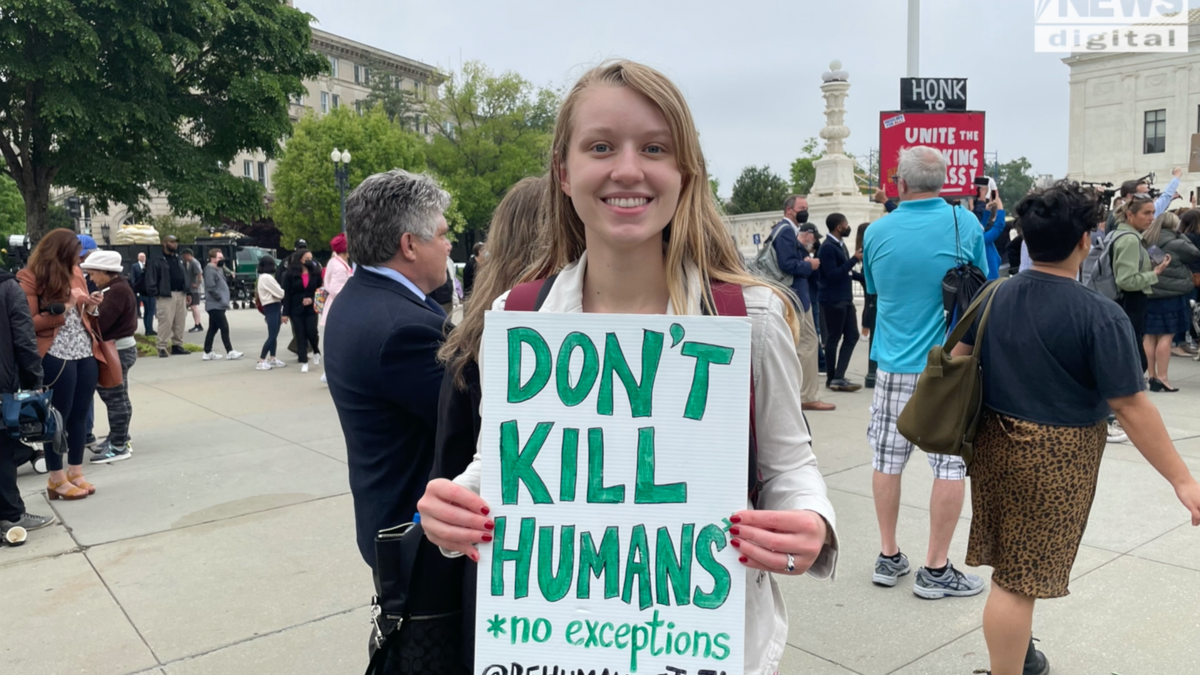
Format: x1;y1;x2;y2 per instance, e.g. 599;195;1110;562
590;144;666;154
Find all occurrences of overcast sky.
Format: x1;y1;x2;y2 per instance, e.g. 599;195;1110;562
292;0;1162;197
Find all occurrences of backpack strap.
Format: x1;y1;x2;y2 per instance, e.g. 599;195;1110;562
708;281;762;505
504;274;559;312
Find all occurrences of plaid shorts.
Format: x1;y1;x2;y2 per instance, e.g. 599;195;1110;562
867;370;966;480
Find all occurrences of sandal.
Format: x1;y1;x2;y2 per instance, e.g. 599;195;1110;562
67;473;96;495
47;477;88;501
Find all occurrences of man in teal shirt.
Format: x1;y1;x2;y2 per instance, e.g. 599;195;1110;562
862;146;989;599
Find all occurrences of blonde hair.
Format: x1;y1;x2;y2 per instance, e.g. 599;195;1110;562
1143;210;1179;246
438;176;550;388
1114;196;1153;226
527;60;797;335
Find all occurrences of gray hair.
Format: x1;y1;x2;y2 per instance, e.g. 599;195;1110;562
345;169;451;266
896;146;946;194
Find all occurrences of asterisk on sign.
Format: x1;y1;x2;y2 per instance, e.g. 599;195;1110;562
486;614;507;639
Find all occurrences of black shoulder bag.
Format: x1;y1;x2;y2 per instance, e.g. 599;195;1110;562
942;206;988;332
365;521;467;675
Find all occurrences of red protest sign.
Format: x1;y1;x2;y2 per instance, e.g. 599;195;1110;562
879;111;986;198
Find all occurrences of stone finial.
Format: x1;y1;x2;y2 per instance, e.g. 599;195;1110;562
822;60;849;82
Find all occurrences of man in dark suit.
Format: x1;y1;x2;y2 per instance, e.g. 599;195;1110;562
818;212;865;392
325;169;453;572
771;195;835;411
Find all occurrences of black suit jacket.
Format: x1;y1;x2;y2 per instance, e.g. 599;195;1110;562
817;236;864;304
324;268;447;570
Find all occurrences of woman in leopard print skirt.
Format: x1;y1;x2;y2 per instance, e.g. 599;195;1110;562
952;182;1200;675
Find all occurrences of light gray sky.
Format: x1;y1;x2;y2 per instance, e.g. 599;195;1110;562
297;0;1082;197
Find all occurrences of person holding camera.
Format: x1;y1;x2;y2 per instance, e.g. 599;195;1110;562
0;262;51;540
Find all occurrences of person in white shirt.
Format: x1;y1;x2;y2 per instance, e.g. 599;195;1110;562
254;257;286;371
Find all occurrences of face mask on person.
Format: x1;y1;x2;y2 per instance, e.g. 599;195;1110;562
795;209;809;224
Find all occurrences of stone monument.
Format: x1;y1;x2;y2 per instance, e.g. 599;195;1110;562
806;61;884;232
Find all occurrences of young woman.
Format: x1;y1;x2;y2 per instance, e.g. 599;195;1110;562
255;256;286;371
417;61;838;675
1140;212;1199;390
16;229;104;500
1111;196;1170;373
430;175;549;669
201;249;243;361
1180;209;1200;356
318;233;352;384
281;250;323;373
952;182;1200;675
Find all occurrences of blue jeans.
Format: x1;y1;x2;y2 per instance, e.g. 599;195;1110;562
42;354;98;471
138;294;156;333
261;303;281;359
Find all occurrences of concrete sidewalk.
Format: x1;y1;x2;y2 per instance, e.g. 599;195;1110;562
2;306;1199;675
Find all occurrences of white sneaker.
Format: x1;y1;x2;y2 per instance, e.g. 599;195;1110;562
301;363;309;373
202;352;223;361
255;360;272;371
270;358;287;368
226;350;244;360
312;354;321;366
320;373;327;384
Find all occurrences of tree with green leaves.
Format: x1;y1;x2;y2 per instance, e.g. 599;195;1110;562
789;138;823;197
994;157;1035;208
728;166;790;215
271;106;427;250
362;62;424;131
426;61;559;236
147;215;209;245
0;175;24;238
0;0;328;241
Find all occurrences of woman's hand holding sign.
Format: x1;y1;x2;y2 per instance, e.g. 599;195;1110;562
418;478;494;562
728;509;828;576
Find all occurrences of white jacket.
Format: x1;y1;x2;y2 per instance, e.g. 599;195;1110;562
446;252;839;675
256;273;285;305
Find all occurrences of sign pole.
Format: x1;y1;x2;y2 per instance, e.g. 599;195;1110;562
907;0;920;77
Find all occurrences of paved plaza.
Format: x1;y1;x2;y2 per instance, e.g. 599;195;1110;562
2;305;1199;675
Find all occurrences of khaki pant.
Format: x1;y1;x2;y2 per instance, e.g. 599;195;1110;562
797;306;821;403
155;291;188;352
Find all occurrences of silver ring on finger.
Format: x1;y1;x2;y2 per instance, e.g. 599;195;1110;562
785;553;795;573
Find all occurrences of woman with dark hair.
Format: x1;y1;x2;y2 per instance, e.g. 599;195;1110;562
952;181;1200;675
255;256;286;371
15;229;104;500
281;250;323;373
1140;212;1199;389
1177;209;1200;355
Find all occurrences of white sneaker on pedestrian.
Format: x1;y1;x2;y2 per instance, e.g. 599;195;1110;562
312;354;321;366
226;350;244;360
301;363;309;373
270;358;287;368
320;373;327;384
255;360;272;371
202;352;223;361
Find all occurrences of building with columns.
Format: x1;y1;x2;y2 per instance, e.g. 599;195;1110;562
1065;10;1200;197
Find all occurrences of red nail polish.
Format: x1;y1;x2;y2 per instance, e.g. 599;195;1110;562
484;521;495;530
482;534;493;543
730;539;741;548
738;556;748;564
730;515;742;523
481;506;490;515
729;526;740;535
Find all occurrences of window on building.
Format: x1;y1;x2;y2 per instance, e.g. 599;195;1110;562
320;91;329;114
257;162;266;186
332;94;340;109
424;119;429;135
243;160;252;178
353;64;361;84
1144;109;1166;154
327;55;338;78
363;66;371;85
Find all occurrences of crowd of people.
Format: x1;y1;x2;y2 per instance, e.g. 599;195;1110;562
3;58;1200;675
304;60;1200;675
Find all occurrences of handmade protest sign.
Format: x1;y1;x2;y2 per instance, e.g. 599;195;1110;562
476;311;751;675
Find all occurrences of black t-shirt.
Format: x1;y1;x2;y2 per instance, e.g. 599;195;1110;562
165;253;186;292
963;270;1144;426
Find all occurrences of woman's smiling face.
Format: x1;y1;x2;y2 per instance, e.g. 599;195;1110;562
559;85;683;252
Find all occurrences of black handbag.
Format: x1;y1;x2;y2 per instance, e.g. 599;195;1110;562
942;206;988;332
365;521;467;675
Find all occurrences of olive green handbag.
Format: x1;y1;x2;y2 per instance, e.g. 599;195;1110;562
896;278;1007;467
